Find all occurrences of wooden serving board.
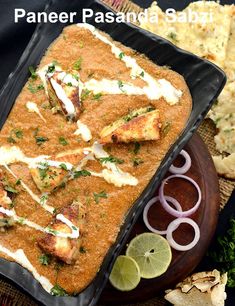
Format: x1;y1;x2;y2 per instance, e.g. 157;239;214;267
99;132;220;304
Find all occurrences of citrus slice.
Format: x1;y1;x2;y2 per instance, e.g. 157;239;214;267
109;255;141;291
126;233;172;279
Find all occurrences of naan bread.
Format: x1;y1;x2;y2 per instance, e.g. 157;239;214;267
165;270;227;306
140;1;235;179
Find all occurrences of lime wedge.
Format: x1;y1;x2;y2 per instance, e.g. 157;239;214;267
126;233;172;279
109;255;141;291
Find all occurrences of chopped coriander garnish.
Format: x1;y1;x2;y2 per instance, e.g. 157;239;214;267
67;82;73;87
132;157;144;167
167;32;178;42
119;52;125;59
47;63;56;74
51;284;68;297
73;170;91;179
35;136;49;146
39;167;48;181
40;194;48;205
59;163;68;171
72;226;77;231
81;89;91;101
93;191;108;204
99;156;124;165
118;80;125;92
17;217;25;225
162;121;172;137
93;93;102;100
39;254;51;266
4;185;18;194
28;83;44;94
73;57;83;71
15;179;21;186
29;66;37;80
7;136;16;144
146;106;155;112
133;142;141;155
14;129;23;139
72;73;79;81
79;246;86;253
59;137;68;146
140;71;145;77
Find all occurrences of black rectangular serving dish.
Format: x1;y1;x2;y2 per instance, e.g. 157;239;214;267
0;0;226;305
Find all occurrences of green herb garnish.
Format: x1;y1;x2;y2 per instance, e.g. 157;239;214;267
79;246;86;253
7;136;16;144
93;191;108;204
132;157;144;167
40;194;48;205
14;129;23;139
81;89;91;101
29;66;37;80
118;80;125;92
39;254;51;266
99;156;124;165
60;163;68;171
167;32;178;42
59;137;68;146
140;71;145;77
93;93;102;100
51;284;68;297
73;57;83;71
73;170;91;179
162;121;172;137
133;142;141;155
4;185;18;194
119;52;125;59
28;83;44;94
35;136;49;146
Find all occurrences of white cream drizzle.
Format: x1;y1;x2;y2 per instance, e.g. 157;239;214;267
26;102;46;123
0;145;73;171
76;23;182;105
50;78;76;117
0;244;53;293
0;205;78;239
74;120;92;142
88;142;138;187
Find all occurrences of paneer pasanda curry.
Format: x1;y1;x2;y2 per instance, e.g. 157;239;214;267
0;24;192;295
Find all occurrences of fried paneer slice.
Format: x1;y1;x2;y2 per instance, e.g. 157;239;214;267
38;203;86;264
30;151;87;193
100;106;161;144
30;166;67;194
47;70;81;121
0;182;15;229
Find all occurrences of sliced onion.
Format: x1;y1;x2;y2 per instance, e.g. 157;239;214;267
169;150;191;175
143;196;182;235
166;218;200;251
159;174;202;218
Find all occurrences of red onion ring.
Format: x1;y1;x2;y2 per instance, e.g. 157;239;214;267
166;218;200;251
159;174;202;218
143;196;182;235
169;150;191;175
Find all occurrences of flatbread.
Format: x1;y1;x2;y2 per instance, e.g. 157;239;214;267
140;1;235;179
224;7;235;81
165;270;227;306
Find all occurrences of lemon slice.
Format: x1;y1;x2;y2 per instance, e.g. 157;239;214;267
109;255;141;291
126;233;172;279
